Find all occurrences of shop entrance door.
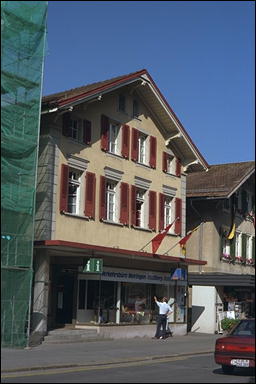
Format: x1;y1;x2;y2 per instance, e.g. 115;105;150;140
56;274;74;325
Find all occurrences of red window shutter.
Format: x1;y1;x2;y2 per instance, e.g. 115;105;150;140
149;191;157;231
83;120;92;145
99;176;106;220
162;152;168;173
176;158;181;177
131;185;137;226
149;136;157;169
60;164;69;212
101;115;109;151
84;172;96;218
62;113;72;137
131;128;139;162
121;125;130;159
159;193;165;231
120;182;129;225
175;197;182;235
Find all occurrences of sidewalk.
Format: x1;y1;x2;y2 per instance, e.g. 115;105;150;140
1;333;220;373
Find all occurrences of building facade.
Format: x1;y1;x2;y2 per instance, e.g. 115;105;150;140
186;162;255;334
31;70;209;340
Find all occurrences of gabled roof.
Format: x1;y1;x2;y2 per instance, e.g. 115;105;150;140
42;69;209;172
186;161;255;198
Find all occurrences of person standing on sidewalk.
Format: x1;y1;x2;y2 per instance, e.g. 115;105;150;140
152;296;173;339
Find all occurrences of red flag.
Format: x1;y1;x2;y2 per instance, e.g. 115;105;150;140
179;225;200;255
152;219;177;254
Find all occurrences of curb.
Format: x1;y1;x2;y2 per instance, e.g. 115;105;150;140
1;350;214;374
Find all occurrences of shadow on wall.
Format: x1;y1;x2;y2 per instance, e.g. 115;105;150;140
190;305;205;330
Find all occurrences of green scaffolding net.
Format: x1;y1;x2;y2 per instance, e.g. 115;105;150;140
1;1;47;347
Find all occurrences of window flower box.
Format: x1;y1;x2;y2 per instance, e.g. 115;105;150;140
221;253;233;263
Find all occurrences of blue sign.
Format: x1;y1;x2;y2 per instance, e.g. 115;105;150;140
171;268;187;280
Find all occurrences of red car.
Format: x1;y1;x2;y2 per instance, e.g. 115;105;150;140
215;319;255;374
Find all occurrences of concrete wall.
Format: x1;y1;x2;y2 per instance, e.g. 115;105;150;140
75;323;187;339
191;285;216;334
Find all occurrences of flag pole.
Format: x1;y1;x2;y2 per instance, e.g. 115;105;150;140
163;239;181;255
139;239;154;252
139;217;179;252
164;223;201;255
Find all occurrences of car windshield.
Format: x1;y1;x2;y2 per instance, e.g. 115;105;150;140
231;320;255;336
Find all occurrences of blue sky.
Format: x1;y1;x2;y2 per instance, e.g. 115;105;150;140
42;1;255;165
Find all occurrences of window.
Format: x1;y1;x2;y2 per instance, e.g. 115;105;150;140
118;94;126;113
133;99;139;118
223;199;230;211
164;196;174;233
63;113;90;143
222;238;230;257
235;232;242;259
106;180;117;222
136;188;146;228
236;190;242;211
68;169;82;214
162;152;180;176
235;233;242;257
109;122;120;154
138;133;147;164
246;236;253;260
167;156;176;175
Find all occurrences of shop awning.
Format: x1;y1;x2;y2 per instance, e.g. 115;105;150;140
188;273;255;287
34;240;207;266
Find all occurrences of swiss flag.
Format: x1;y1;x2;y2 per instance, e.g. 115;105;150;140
151;219;177;254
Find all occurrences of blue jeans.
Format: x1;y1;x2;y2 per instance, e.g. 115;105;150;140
154;314;167;338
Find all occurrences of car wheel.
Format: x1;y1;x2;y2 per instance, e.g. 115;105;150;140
222;365;235;374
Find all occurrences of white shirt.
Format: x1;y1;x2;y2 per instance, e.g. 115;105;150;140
156;301;172;315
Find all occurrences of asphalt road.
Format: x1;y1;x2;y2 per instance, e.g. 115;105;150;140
2;353;255;383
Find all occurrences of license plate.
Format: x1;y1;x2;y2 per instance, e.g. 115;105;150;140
230;359;250;367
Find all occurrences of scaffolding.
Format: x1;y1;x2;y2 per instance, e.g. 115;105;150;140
1;1;47;347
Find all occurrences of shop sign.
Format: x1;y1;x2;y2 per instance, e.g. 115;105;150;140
79;267;187;285
83;258;103;273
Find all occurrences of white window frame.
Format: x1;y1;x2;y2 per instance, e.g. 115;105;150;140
222;238;230;256
109;122;120;155
246;235;253;260
68;169;82;215
106;180;117;222
136;188;147;228
164;196;175;234
138;133;147;165
235;232;242;257
235;232;242;259
167;155;176;175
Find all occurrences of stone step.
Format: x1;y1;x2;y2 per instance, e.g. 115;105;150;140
43;328;101;344
47;329;97;336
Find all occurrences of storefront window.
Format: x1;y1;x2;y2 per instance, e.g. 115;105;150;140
120;283;174;324
121;282;151;324
77;269;186;324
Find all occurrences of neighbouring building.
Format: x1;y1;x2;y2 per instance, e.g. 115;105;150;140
1;1;47;348
186;161;255;334
31;69;209;341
